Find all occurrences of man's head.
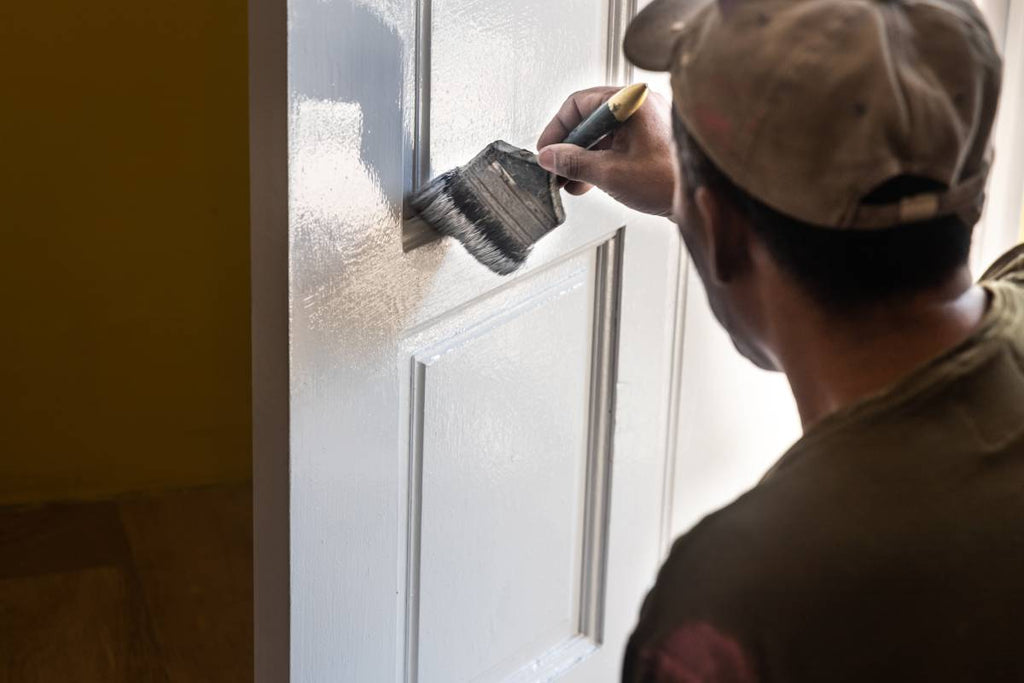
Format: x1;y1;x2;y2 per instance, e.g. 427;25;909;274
670;111;977;367
624;0;1002;368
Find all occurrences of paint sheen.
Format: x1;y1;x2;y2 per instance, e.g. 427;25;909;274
429;0;607;174
265;0;686;679
0;0;250;502
418;279;591;682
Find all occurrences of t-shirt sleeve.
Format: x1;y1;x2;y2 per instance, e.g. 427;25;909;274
622;521;761;683
979;242;1024;285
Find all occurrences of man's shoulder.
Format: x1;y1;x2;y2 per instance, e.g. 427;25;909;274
624;481;816;682
655;474;824;599
638;473;827;633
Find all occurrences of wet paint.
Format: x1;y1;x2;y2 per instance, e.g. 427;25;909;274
251;0;688;680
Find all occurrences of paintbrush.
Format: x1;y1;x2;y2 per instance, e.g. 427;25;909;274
409;83;649;275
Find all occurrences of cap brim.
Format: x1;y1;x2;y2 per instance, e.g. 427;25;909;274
624;0;708;71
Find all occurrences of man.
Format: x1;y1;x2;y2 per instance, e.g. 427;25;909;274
536;0;1024;680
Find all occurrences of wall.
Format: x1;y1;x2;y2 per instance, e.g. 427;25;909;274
0;0;250;503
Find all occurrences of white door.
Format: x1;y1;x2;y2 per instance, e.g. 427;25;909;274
250;0;686;681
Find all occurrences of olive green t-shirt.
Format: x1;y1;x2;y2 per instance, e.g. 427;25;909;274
623;244;1024;683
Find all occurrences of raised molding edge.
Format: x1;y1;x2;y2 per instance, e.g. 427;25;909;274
402;0;438;252
403;359;427;683
607;0;638;85
578;229;625;643
659;247;689;558
413;0;432;192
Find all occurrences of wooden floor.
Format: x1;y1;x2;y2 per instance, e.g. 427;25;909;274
0;483;253;683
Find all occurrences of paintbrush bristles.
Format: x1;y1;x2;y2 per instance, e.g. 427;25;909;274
410;141;566;276
411;84;646;274
412;169;526;275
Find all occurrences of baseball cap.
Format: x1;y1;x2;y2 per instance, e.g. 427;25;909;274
623;0;1002;229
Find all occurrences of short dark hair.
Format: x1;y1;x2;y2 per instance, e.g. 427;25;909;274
672;114;973;310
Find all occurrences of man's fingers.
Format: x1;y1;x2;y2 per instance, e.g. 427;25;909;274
537;144;608;185
565;181;594;196
536;87;619;149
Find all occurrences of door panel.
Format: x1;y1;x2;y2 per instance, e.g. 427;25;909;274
404;244;616;682
250;0;685;680
428;0;609;175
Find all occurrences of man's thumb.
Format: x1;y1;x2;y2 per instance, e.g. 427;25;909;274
537;144;603;184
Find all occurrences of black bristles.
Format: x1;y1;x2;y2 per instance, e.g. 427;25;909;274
409;141;566;276
412;171;527;275
443;173;532;264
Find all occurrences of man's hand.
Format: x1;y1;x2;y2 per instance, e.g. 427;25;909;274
536;86;676;217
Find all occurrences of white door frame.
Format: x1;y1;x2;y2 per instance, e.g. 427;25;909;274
247;0;682;679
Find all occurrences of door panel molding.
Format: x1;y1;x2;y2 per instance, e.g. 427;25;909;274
580;229;624;645
607;0;638;84
251;0;680;674
399;232;623;682
658;246;689;558
412;0;432;196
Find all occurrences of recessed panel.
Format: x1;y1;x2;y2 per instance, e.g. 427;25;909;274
416;280;594;683
429;0;610;175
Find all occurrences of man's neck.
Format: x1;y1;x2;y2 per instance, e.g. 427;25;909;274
772;270;989;428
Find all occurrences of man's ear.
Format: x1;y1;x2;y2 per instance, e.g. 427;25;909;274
693;186;753;285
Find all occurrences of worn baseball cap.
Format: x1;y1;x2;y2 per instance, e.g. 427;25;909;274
623;0;1002;229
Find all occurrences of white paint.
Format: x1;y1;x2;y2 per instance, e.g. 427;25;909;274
413;270;592;683
250;0;684;680
428;0;608;174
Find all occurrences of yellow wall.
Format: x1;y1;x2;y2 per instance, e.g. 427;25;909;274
0;0;251;503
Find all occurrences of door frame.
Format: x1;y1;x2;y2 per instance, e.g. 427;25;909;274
249;0;289;677
247;0;663;680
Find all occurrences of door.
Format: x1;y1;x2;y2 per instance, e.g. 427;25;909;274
250;0;686;681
